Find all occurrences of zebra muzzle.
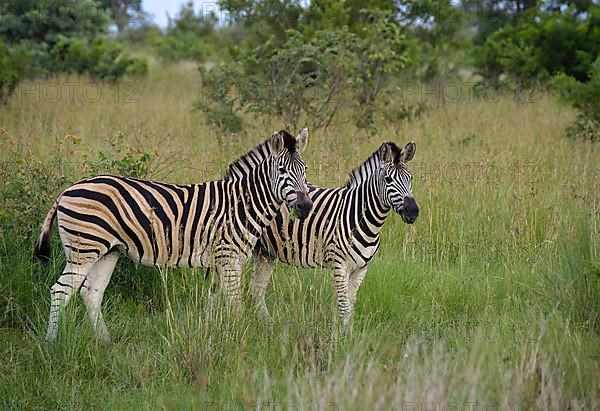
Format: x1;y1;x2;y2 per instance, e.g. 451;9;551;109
294;191;313;219
400;196;419;224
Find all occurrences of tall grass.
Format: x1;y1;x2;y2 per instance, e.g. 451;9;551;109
0;64;598;410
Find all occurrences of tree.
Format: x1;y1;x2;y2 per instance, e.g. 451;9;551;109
0;0;147;102
475;3;600;85
167;1;217;37
151;1;216;62
553;56;600;141
197;9;412;132
0;41;30;102
100;0;143;32
0;0;109;45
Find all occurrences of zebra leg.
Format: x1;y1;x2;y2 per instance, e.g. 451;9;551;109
251;250;275;323
46;262;94;343
216;258;243;312
348;266;368;307
332;265;352;335
79;252;119;345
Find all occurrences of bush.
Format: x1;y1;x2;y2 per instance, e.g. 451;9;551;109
553;57;600;142
82;131;161;178
50;36;147;81
197;29;355;133
0;41;30;103
352;9;410;128
150;1;216;63
475;5;600;86
197;64;245;133
0;134;77;244
198;10;411;132
150;32;209;63
0;0;147;94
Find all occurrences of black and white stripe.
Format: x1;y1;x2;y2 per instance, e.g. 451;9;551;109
35;129;312;343
252;141;418;331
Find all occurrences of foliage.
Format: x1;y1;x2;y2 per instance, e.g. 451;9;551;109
0;134;77;244
99;0;142;32
196;64;245;133
0;0;109;45
0;0;147;93
198;10;411;132
49;36;147;81
218;0;449;43
0;40;30;103
150;31;209;63
82;131;160;178
197;29;353;132
150;1;216;62
553;57;600;141
218;0;305;45
475;5;600;85
352;9;410;128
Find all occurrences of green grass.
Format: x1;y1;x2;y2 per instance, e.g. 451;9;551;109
0;63;599;410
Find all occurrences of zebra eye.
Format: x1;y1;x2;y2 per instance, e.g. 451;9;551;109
278;166;287;174
384;176;393;184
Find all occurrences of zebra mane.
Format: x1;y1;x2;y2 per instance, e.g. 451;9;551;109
224;130;297;180
345;142;403;188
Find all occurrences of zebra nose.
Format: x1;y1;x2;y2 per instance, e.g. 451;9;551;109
294;191;312;219
402;196;419;222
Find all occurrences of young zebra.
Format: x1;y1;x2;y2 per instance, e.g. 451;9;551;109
35;129;312;344
252;141;418;331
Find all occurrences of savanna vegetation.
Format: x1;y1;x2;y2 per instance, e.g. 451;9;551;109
1;0;599;409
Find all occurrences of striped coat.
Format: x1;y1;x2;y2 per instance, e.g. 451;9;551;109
252;141;418;331
36;129;311;343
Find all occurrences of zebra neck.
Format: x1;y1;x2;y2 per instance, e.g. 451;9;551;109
356;175;391;234
242;160;282;227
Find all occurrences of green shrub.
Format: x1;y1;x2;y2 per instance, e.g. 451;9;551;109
0;0;147;93
150;32;209;63
553;57;600;142
150;1;216;63
82;131;160;178
475;5;600;86
50;36;147;81
352;9;410;128
0;41;30;103
0;134;77;244
196;63;245;134
198;10;411;132
0;0;109;44
197;29;354;133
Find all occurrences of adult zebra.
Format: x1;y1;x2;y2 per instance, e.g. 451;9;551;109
252;141;418;332
35;129;312;344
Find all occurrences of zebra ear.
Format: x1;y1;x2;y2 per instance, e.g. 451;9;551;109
271;131;284;154
296;127;308;152
399;141;416;163
379;142;395;164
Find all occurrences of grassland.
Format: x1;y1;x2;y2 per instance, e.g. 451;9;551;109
0;64;598;410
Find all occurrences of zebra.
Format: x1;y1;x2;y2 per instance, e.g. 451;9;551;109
35;129;312;344
252;141;418;332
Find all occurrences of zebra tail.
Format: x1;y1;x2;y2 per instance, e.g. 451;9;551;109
34;199;60;261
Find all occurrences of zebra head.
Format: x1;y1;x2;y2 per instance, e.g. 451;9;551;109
270;128;312;219
378;141;419;224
